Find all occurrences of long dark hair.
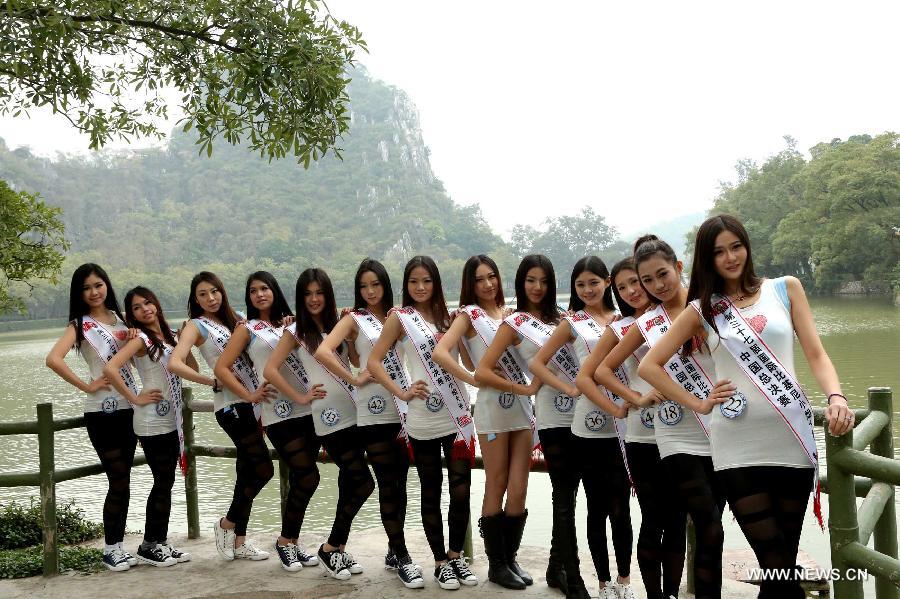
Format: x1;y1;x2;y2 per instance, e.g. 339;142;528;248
515;254;559;324
188;271;239;332
687;214;762;336
568;256;615;313
401;256;451;332
633;234;679;302
354;258;394;314
459;254;505;309
295;268;338;353
124;286;176;362
68;263;125;349
245;271;293;324
610;258;641;318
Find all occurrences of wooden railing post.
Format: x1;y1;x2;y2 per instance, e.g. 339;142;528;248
182;389;201;539
36;403;58;577
826;417;865;599
868;387;898;599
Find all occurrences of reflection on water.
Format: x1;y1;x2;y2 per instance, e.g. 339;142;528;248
1;296;897;576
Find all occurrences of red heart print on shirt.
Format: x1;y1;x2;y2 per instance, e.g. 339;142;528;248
748;315;767;334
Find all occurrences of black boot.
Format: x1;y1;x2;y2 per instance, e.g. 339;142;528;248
503;511;533;586
564;572;591;599
479;514;526;590
546;500;569;593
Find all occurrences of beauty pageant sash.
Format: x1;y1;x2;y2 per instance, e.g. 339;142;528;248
288;324;358;407
138;333;186;475
503;312;581;383
81;316;138;396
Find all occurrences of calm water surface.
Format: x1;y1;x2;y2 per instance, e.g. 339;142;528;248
0;296;897;577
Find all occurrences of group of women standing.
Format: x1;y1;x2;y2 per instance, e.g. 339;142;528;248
45;213;854;599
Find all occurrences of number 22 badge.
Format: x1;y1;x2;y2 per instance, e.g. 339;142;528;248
719;391;747;419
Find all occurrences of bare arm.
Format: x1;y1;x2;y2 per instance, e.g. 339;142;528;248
45;324;109;394
474;323;540;396
103;338;163;406
529;319;579;397
786;277;853;435
575;327;629;418
315;315;368;386
367;313;428;402
262;332;324;405
598;327;655;406
434;313;477;387
169;322;215;386
213;325;274;403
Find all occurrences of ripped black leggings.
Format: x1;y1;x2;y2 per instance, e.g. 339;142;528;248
139;431;179;544
362;423;410;558
216;402;274;536
627;442;686;599
85;409;137;545
538;427;581;575
266;415;321;540
320;425;376;547
717;466;814;599
410;433;472;561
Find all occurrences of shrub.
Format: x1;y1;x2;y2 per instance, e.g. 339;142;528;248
0;499;103;550
0;546;103;579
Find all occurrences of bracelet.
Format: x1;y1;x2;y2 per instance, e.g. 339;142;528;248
828;393;847;404
212;379;221;393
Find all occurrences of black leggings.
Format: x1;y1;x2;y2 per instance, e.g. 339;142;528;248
85;410;137;545
717;466;814;599
320;425;375;547
139;431;179;544
577;436;632;581
362;423;410;558
662;453;726;599
266;416;321;540
538;427;580;571
627;442;686;599
216;402;274;536
410;433;472;561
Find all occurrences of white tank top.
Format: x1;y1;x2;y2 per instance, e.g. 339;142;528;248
354;326;401;427
400;320;459;441
78;314;132;414
514;328;576;431
622;349;657;444
464;325;531;435
298;336;357;436
194;318;243;412
569;320;617;439
246;326;310;427
132;346;177;437
705;278;810;470
653;348;714;459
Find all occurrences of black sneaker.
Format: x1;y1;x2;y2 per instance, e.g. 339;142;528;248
343;551;363;574
296;543;318;566
385;549;400;571
102;548;130;572
448;555;478;586
160;542;192;563
136;543;177;567
434;562;460;590
317;544;351;580
274;541;303;572
396;555;425;589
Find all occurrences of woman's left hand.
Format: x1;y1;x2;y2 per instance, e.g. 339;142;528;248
825;395;854;436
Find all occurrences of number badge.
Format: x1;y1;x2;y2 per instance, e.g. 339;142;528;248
584;410;608;432
498;392;515;409
719;391;747;419
101;397;118;414
639;407;655;429
657;400;683;426
425;393;444;413
368;395;387;415
274;398;293;419
155;399;171;417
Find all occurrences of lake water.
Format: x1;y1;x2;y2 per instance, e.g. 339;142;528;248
0;296;897;581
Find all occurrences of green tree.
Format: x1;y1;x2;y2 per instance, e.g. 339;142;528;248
0;0;365;164
0;181;68;314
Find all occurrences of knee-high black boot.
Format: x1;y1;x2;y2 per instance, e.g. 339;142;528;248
479;514;526;590
504;510;533;586
557;488;590;599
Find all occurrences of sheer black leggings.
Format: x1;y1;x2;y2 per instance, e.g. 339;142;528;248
538;427;581;574
662;453;725;599
410;433;472;561
266;416;321;540
577;436;632;581
320;425;375;547
139;431;179;544
362;423;410;558
216;402;274;536
717;466;814;599
627;442;686;599
85;410;137;545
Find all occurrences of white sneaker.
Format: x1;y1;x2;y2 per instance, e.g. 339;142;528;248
213;519;235;561
234;541;270;560
318;544;352;580
612;582;636;599
433;562;460;590
342;551;363;574
274;542;303;572
597;586;614;599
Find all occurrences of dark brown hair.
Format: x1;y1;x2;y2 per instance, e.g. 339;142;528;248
124;286;177;362
188;271;239;332
68;263;125;349
459;254;505;309
568;256;615;312
402;256;451;333
295;268;339;353
610;258;642;318
514;254;560;325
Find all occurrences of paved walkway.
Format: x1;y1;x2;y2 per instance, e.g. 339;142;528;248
0;528;765;598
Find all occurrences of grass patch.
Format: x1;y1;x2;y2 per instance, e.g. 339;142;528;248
0;546;103;579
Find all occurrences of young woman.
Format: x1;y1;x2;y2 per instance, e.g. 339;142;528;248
575;258;686;599
264;268;375;581
434;255;538;591
315;259;425;589
473;255;587;599
596;236;730;599
45;264;138;572
104;286;193;567
169;271;275;562
531;256;633;599
367;256;479;591
213;271;320;572
639;215;854;599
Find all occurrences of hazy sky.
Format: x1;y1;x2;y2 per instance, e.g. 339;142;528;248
2;1;899;238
